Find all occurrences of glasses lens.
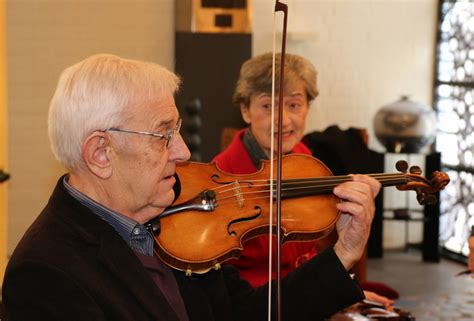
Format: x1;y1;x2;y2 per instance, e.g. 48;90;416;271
166;118;182;148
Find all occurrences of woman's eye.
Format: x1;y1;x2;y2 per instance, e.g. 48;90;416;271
288;103;301;110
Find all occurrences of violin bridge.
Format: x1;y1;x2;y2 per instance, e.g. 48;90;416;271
234;182;244;208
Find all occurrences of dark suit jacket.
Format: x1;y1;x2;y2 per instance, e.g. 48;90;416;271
2;177;363;321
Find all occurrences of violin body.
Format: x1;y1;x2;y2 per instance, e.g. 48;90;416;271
150;153;449;274
154;154;340;274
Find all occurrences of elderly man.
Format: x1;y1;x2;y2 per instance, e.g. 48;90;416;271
2;54;380;321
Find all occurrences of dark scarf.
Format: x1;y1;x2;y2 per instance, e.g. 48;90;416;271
242;128;268;169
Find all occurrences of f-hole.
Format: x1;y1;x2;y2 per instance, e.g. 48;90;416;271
227;206;262;236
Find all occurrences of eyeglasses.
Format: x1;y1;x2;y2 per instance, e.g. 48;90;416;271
104;118;182;149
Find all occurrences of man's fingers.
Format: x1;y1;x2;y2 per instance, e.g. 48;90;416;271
351;174;381;196
336;201;364;217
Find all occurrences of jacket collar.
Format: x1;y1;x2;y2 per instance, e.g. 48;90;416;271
50;176;181;321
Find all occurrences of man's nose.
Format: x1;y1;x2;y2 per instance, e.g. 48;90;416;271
170;134;191;162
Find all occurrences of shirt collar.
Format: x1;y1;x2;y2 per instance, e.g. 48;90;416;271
63;176;155;256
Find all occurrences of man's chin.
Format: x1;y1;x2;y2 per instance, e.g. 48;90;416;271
160;190;176;208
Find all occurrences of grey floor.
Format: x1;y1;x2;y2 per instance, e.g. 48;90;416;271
367;248;474;321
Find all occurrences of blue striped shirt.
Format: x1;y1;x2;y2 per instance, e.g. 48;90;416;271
63;176;155;256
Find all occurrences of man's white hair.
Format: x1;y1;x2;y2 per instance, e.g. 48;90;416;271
48;54;180;170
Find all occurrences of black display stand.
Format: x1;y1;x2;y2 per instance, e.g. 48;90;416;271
423;152;442;262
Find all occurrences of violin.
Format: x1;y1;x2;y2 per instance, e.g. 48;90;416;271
147;153;450;275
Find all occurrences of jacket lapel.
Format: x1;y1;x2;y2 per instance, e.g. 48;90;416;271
97;235;181;321
53;177;181;321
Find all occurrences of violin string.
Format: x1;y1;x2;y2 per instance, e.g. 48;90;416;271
230;177;405;197
212;180;408;206
210;173;407;196
216;195;268;208
214;177;409;207
210;173;406;190
210;173;412;209
209;173;405;189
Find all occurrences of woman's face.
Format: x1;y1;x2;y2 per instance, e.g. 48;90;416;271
240;79;309;157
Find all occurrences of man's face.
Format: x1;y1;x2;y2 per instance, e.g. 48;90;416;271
240;79;309;157
109;95;190;223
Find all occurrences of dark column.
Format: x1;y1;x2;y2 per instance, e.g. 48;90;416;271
423;152;441;262
175;32;249;162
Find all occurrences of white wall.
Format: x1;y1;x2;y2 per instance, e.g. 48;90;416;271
5;0;438;255
253;0;437;150
6;0;175;253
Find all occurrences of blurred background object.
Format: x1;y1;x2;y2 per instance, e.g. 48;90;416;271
182;99;203;162
373;96;437;154
175;0;249;162
0;169;9;183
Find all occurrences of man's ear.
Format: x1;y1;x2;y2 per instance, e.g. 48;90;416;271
82;132;113;179
240;103;251;124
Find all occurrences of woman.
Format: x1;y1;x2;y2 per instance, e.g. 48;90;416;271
213;52;394;308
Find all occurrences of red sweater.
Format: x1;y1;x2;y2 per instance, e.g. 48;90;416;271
212;129;317;288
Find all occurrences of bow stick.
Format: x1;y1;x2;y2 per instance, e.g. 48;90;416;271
270;2;288;321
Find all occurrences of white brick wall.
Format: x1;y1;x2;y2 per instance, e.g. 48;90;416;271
252;0;437;152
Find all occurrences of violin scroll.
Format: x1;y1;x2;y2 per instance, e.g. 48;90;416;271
394;160;450;205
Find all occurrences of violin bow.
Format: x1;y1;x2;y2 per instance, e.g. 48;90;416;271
270;2;288;321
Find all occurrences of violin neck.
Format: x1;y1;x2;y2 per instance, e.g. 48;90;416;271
280;173;407;199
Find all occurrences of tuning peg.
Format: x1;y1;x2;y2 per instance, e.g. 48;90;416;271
416;193;426;205
409;166;422;175
396;160;409;173
425;194;437;205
